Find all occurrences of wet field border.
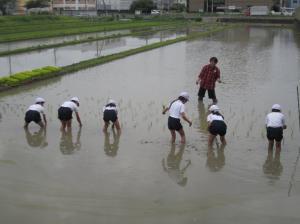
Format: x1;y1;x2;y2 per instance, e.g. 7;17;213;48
0;24;237;93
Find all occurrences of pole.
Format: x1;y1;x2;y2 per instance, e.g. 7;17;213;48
212;0;214;13
206;0;208;12
297;85;300;130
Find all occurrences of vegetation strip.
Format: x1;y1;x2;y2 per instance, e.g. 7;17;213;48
0;24;236;92
0;24;193;57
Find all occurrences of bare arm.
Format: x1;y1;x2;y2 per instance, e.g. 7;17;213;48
181;112;192;127
75;112;82;127
196;66;205;85
162;106;169;115
216;68;221;83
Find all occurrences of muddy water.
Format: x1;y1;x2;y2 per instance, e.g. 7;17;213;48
0;25;300;223
0;29;131;52
0;29;187;76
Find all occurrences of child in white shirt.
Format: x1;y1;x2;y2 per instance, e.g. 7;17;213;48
103;99;121;133
207;105;227;147
162;92;192;144
265;104;287;154
24;97;47;128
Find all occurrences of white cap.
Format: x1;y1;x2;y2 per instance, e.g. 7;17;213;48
209;105;220;112
272;104;281;111
108;99;116;104
179;92;189;101
71;97;79;103
35;97;45;103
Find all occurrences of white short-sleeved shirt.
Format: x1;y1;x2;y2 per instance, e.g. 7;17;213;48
27;104;45;114
103;105;118;113
207;113;224;123
169;100;185;119
61;101;79;113
266;112;285;128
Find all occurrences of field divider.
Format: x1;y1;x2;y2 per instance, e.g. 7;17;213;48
0;24;193;57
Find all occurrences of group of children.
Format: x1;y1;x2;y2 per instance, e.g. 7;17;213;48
24;97;120;133
162;91;287;154
24;91;287;154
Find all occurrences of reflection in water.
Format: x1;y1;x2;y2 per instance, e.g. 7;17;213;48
206;145;225;172
263;150;283;179
162;144;191;187
59;128;82;155
104;130;121;157
198;102;209;133
24;127;48;148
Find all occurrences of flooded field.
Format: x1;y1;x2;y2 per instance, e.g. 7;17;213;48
0;29;131;52
0;25;300;223
0;29;187;76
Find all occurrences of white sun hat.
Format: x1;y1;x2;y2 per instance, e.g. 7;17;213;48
209;105;220;112
35;97;45;103
272;104;281;111
71;97;79;103
179;92;189;101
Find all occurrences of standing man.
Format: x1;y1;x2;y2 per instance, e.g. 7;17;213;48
196;57;221;104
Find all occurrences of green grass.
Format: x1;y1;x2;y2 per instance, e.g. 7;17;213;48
0;23;236;91
0;15;188;43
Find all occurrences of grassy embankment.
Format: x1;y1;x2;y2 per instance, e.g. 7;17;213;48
0;23;236;91
0;15;190;43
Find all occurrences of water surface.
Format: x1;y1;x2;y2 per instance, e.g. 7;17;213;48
0;25;299;223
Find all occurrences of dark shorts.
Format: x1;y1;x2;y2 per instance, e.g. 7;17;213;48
25;110;41;123
267;127;283;142
209;120;227;136
58;107;73;121
168;116;183;131
103;110;118;123
198;87;216;99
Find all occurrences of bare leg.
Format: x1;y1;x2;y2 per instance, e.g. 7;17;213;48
66;120;72;132
208;134;216;148
103;121;109;133
37;121;44;128
60;121;67;132
114;119;121;134
178;129;186;144
220;135;226;145
170;130;176;144
24;122;29;128
275;141;281;155
268;140;274;152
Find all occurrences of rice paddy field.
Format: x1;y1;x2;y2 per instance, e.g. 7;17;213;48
0;24;299;223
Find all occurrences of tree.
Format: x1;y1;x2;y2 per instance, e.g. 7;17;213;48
171;3;186;12
0;0;16;15
25;0;49;9
130;0;156;13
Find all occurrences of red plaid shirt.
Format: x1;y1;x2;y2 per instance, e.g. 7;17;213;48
199;64;220;90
